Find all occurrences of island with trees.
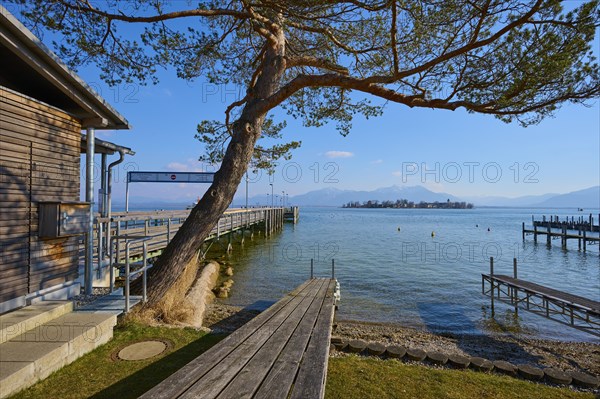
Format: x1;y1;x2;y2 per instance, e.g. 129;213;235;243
343;199;474;209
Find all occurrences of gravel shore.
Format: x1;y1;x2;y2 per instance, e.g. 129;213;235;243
204;303;600;377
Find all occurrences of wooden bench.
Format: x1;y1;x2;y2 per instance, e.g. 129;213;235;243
140;278;338;399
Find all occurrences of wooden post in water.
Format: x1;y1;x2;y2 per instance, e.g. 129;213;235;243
331;258;335;279
578;228;582;250
264;209;268;236
513;258;518;316
583;230;587;251
534;223;538;243
547;223;552;246
522;222;525;241
490;257;495;317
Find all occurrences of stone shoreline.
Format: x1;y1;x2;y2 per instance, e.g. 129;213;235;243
333;319;600;377
204;303;600;378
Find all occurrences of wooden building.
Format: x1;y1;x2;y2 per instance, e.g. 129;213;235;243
0;6;130;313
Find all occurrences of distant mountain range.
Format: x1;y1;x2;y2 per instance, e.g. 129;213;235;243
242;185;600;208
120;185;599;209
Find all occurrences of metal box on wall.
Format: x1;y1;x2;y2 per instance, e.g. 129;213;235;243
38;202;90;238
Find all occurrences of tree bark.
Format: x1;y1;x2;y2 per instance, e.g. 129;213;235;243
133;32;287;307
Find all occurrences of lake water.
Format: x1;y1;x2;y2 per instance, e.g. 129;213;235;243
219;207;600;342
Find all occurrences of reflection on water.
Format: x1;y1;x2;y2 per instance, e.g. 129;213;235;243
217;207;600;342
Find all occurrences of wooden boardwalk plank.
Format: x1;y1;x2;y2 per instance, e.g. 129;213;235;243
179;280;325;399
138;279;315;399
216;279;330;399
289;279;336;399
491;275;600;314
139;278;336;399
252;279;332;399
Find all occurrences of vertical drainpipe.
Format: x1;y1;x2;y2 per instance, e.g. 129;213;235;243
99;153;107;262
106;151;125;270
100;153;107;216
85;128;95;295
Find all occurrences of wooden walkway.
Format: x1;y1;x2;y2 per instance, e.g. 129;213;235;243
482;274;600;336
140;278;337;399
81;207;286;265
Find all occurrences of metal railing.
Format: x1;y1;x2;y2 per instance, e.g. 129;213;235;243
87;208;283;312
109;234;151;312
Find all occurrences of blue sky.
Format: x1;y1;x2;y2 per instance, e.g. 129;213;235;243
80;69;599;204
84;79;598;205
15;7;596;205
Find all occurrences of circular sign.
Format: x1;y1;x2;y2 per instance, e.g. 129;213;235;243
170;174;176;180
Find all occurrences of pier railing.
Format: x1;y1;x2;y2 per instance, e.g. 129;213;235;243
80;207;286;288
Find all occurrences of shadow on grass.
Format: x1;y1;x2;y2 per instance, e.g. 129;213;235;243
92;301;267;399
90;333;225;399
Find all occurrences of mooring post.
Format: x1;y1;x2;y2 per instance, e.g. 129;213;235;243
547;223;551;246
578;228;582;250
310;258;314;279
331;258;335;279
513;257;518;316
490;256;495;317
534;223;538;243
583;230;587;251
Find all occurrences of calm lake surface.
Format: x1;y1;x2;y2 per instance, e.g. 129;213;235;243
219;207;600;342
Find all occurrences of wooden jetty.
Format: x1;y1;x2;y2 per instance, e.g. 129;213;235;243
522;214;600;252
85;207;286;261
482;257;600;337
284;206;300;224
140;277;339;399
78;207;291;295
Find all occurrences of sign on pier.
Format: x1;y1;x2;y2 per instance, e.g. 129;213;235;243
126;171;216;211
128;171;215;183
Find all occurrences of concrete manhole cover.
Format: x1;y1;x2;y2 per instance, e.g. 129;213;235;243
116;340;169;361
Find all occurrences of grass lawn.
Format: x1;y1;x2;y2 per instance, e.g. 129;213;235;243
11;322;596;399
10;321;223;399
326;356;596;399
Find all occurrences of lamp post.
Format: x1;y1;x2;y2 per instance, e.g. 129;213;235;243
269;183;274;208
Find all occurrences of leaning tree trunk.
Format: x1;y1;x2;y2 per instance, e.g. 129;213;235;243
132;33;287;307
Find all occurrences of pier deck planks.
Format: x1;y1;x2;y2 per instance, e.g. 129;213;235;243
140;278;337;399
